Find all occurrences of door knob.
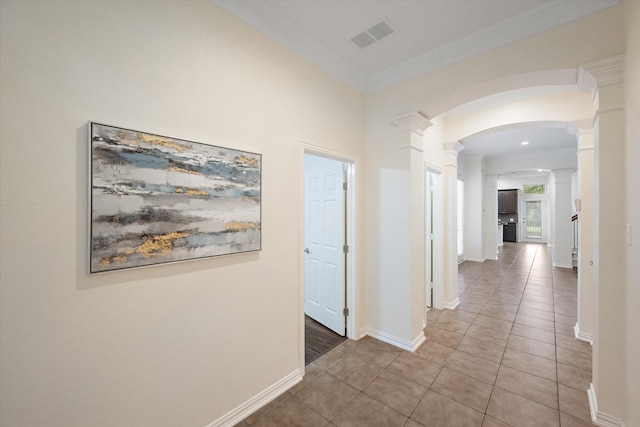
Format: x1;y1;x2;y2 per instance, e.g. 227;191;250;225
304;248;311;254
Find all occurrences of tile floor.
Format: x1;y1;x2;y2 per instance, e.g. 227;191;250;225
236;243;594;426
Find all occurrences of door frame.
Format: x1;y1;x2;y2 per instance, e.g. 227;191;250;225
521;194;547;243
299;143;358;370
425;166;444;312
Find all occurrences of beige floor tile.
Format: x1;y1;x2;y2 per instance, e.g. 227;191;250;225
444;349;501;385
519;300;555;313
478;307;518;323
556;334;592;355
555;312;577;326
481;415;512;427
363;369;427;416
507;333;556;361
456;335;506;364
556;345;592;372
486;387;560;427
385;352;441;387
332;393;406;427
411;390;484;427
432;317;472;335
556;322;576;337
472;314;513;334
251;395;329;427
327;353;388;390
510;322;556;344
518;306;556;321
402;419;425;427
560;411;596;427
465;324;509;346
559;384;592;424
515;313;556;332
430;367;494;412
414;339;454;365
294;373;358;420
424;326;464;349
557;363;591;392
438;308;478;324
501;348;557;381
496;365;559;409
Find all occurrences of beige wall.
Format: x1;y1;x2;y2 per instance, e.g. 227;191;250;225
0;1;365;426
624;1;640;426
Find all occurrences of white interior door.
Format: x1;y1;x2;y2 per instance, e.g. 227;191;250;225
304;154;346;336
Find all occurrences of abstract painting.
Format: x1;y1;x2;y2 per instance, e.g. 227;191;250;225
89;122;261;273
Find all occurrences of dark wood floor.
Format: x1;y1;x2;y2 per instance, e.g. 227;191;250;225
304;315;346;365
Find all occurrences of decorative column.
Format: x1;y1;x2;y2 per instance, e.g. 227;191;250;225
551;169;575;268
578;55;626;425
442;142;464;309
483;174;498;260
376;112;431;351
569;125;595;344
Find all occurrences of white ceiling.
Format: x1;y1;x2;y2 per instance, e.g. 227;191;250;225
461;125;577;158
214;0;619;93
212;0;608;170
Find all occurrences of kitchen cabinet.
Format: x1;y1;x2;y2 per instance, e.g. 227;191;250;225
498;190;518;213
504;223;517;242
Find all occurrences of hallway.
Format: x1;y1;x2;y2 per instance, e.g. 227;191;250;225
237;243;593;426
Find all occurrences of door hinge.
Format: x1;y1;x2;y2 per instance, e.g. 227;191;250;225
343;307;349;317
343;182;348;191
343;244;349;254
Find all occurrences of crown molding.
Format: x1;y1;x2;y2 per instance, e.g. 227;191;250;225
367;0;621;92
577;55;625;97
212;0;620;94
212;0;367;92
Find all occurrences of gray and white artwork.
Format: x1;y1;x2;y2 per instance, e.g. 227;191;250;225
90;122;261;273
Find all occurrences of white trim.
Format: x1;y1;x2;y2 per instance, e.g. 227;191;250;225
574;322;594;345
588;383;626;427
368;1;621;92
463;256;486;263
299;143;360;373
361;327;426;352
207;369;303;427
444;297;460;310
214;0;619;93
577;55;625;98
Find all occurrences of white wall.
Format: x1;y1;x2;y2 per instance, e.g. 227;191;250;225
0;2;365;426
624;2;640;426
461;156;484;261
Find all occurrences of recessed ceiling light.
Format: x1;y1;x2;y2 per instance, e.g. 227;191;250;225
521;141;529;145
538;169;543;172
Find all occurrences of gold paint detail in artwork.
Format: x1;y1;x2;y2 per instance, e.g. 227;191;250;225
137;133;187;151
225;221;260;232
168;166;202;175
135;231;189;258
236;155;257;166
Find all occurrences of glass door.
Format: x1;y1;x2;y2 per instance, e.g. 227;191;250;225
525;200;543;239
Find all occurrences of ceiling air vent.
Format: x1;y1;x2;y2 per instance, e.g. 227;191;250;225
350;21;394;49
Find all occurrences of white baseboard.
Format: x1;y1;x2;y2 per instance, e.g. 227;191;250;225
463;257;485;263
553;261;574;269
208;368;303;427
574;322;594;345
361;326;425;352
588;383;626;427
444;297;460;310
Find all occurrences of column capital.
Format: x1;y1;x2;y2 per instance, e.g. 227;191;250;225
552;168;576;183
566;120;594;138
391;113;432;137
443;142;464;154
577;55;624;99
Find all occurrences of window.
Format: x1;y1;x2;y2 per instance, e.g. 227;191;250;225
523;184;545;194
